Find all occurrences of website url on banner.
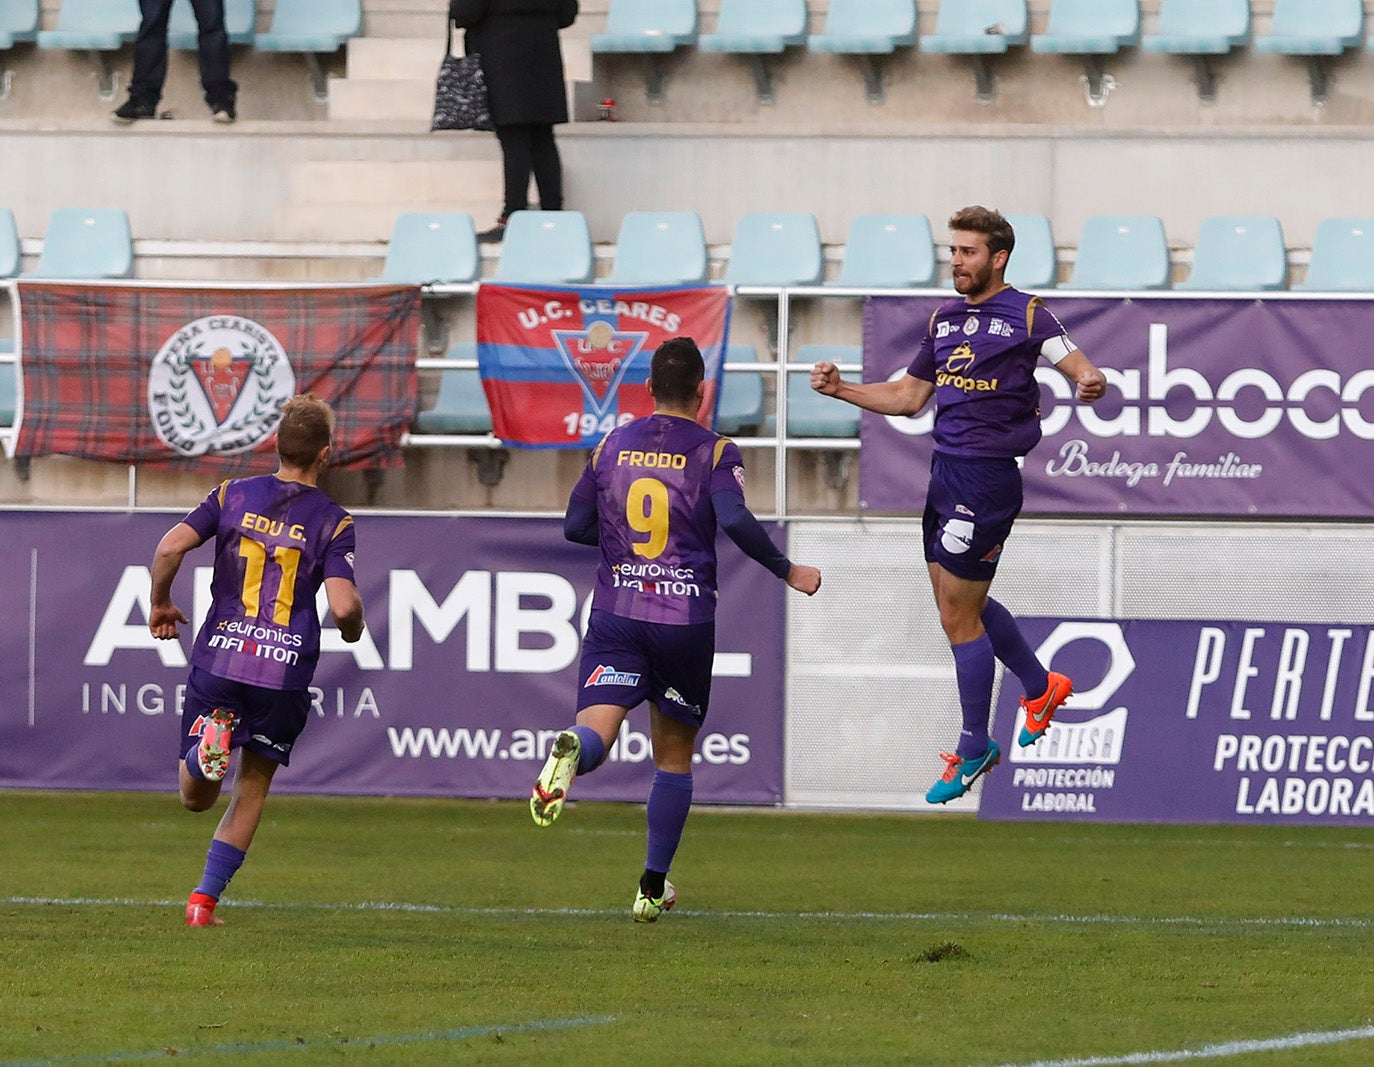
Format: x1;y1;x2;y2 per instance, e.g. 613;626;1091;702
385;725;752;766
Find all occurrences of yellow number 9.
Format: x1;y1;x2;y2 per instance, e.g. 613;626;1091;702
626;477;670;559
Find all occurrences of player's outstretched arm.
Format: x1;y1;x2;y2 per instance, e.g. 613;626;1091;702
149;522;200;639
325;577;365;643
786;564;821;596
810;362;933;416
1056;349;1107;403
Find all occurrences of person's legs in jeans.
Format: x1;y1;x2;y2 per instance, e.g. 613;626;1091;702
189;0;237;109
129;0;176;106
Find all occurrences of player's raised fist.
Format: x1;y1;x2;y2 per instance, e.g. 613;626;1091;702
810;362;840;396
787;564;822;596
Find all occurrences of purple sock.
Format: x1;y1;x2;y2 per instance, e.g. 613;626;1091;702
572;725;607;775
645;770;693;874
184;749;208;780
952;633;996;759
982;598;1050;699
194;838;246;901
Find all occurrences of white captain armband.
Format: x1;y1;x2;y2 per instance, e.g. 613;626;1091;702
1040;334;1076;364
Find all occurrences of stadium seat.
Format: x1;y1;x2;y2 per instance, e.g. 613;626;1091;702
806;0;917;103
787;346;861;437
253;0;361;100
1298;217;1374;291
1255;0;1363;105
0;207;20;278
0;0;38;56
1003;213;1057;290
589;0;698;99
832;214;936;289
1141;0;1249;103
36;0;141;98
920;1;1028;102
1178;216;1287;291
723;212;823;287
715;343;765;436
413;343;492;436
697;0;809;102
168;0;256;49
1068;215;1171;290
493;210;594;284
0;357;15;428
31;208;134;279
377;212;479;286
605;212;708;286
1030;0;1140;106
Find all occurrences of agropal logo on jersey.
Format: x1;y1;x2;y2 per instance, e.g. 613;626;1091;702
147;315;296;457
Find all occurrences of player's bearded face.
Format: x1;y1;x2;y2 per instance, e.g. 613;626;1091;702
950;231;997;297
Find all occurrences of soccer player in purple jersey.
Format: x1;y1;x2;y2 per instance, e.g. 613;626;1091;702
148;395;365;927
810;206;1107;805
530;337;822;921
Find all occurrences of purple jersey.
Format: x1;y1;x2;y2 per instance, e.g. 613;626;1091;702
182;475;357;690
572;413;746;625
907;286;1075;458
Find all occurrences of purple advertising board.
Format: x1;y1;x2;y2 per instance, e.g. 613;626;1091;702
0;511;785;804
860;295;1374;517
979;618;1374;825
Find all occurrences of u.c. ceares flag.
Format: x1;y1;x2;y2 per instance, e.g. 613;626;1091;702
476;284;732;448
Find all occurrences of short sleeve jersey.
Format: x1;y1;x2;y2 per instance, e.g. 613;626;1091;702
907;286;1075;458
182;475;357;690
572;413;746;625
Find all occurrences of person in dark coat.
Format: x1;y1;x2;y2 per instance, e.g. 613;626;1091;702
450;0;580;242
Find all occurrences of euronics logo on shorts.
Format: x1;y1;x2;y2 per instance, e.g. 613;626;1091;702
585;664;641;687
147;315;295;457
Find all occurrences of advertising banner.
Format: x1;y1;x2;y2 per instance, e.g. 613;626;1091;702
476;284;732;448
14;283;420;470
0;511;784;804
979;618;1374;825
860;295;1374;517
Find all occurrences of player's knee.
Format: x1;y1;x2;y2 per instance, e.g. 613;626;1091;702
179;789;216;812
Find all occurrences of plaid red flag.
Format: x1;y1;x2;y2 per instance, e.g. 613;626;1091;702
14;282;420;471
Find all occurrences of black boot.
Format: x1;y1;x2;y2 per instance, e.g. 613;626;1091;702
476;216;509;243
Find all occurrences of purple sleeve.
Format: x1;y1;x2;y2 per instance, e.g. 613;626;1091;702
708;439;747;497
906;322;936;382
1028;297;1071;346
322;517;357;582
564;486;599;546
181;483;225;542
712;491;791;579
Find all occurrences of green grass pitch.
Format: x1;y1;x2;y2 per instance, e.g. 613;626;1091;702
1;790;1371;1066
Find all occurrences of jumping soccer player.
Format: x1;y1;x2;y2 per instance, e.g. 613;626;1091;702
531;336;821;922
810;205;1107;805
148;394;365;926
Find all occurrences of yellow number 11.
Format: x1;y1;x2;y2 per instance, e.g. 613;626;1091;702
238;536;302;624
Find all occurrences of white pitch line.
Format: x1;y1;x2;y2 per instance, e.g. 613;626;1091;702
980;1024;1374;1067
4;896;1372;930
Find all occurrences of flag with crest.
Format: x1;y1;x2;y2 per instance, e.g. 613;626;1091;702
476;284;732;448
13;282;419;471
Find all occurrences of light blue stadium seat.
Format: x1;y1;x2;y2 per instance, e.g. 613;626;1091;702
833;214;936;289
1003;213;1057;290
1141;0;1249;101
1298;217;1374;291
715;343;765;436
0;207;20;277
1255;0;1362;104
0;0;39;50
31;208;133;279
36;0;140;96
591;0;696;53
807;0;916;102
494;211;594;284
413;343;492;435
1031;0;1138;104
605;212;708;286
724;212;823;287
378;212;479;285
787;346;861;437
254;0;361;99
1178;216;1287;291
0;357;16;428
698;0;808;101
169;0;256;49
920;1;1027;101
1068;215;1170;290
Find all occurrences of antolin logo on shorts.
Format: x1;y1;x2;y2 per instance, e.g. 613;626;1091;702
585;664;642;687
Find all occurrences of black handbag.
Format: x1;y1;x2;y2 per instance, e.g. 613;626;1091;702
431;19;493;132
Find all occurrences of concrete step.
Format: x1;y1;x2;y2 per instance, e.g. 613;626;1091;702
274;199;502;242
346;37;440;82
286;159;501;205
328;77;435;121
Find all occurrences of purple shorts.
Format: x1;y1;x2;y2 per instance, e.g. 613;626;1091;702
178;666;311;767
577;609;715;727
922;453;1023;582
